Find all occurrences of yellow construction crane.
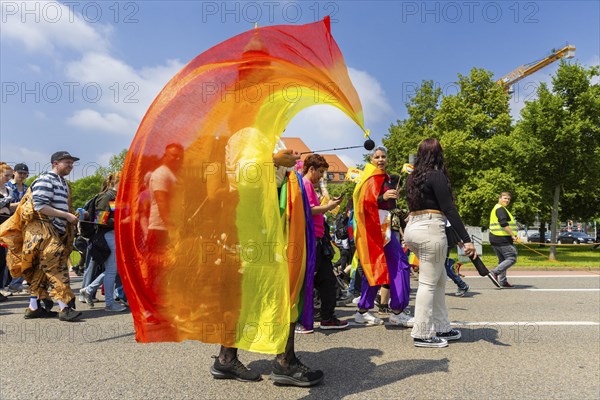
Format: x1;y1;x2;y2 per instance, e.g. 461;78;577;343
497;45;576;93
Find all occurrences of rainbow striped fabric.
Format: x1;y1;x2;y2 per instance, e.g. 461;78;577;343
115;18;365;354
352;164;390;286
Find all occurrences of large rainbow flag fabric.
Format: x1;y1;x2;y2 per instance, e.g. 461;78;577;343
115;17;366;354
352;163;390;286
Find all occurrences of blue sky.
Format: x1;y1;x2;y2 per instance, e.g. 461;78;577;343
1;0;598;179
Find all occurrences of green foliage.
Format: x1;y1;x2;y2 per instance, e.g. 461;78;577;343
451;244;600;269
68;149;128;209
383;80;441;173
436;69;511;139
70;174;104;209
25;176;37;187
327;180;357;211
385;68;530;225
97;149;128;177
515;62;600;222
384;64;599;231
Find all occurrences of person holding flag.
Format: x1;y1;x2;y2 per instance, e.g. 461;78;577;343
352;146;412;327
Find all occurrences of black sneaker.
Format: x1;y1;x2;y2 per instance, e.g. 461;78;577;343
58;307;82;322
436;329;462;341
413;336;448;348
487;271;502;288
374;294;382;308
210;356;261;382
24;307;57;319
0;293;8;302
319;317;349;330
41;298;54;311
455;284;470;297
377;306;390;315
313;310;322;322
270;359;324;387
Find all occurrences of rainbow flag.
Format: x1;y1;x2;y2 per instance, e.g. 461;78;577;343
95;211;110;225
115;18;365;354
282;171;316;330
352;163;389;286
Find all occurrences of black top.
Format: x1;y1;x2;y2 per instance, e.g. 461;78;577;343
410;170;471;243
95;189;116;234
490;207;513;246
377;175;396;210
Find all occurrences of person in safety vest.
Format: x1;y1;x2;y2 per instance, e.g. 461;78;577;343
488;192;518;288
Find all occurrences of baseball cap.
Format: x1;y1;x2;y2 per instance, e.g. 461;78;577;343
51;151;80;163
14;163;29;173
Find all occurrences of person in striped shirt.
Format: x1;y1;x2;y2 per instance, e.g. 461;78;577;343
23;151;81;321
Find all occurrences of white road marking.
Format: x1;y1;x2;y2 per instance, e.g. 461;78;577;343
526;289;600;292
467;275;599;278
452;321;599;326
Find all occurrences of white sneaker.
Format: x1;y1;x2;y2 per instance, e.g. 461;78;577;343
389;311;412;327
352;296;361;305
354;311;383;325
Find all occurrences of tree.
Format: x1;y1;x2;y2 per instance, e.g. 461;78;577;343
435;68;512;140
327;180;357;212
433;68;532;226
515;62;600;259
97;149;128;177
70;174;104;209
386;69;537;226
383;80;441;173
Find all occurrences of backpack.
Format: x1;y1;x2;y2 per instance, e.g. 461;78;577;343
78;193;99;239
335;212;349;240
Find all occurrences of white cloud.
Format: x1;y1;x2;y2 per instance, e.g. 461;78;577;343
66;109;138;134
27;63;42;73
348;67;394;123
1;0;110;54
2;0;184;167
65;53;184;121
97;152;115;167
283;67;392;168
0;145;51;175
34;111;47;119
509;54;600;120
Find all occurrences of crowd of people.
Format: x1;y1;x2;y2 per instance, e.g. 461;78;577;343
0;138;515;386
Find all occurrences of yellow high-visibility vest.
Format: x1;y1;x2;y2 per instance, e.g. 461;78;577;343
489;204;517;236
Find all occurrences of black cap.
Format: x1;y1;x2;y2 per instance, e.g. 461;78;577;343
14;163;29;173
51;151;80;163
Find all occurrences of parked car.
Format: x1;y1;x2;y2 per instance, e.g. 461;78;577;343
557;231;595;244
528;231;551;243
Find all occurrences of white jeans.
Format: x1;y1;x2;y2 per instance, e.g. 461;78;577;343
404;213;451;339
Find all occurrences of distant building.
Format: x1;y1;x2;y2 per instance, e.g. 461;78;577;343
280;137;349;184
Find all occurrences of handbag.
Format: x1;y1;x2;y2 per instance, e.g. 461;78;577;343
89;233;111;264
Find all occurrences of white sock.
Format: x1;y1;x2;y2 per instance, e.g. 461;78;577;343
29;296;38;310
57;300;68;310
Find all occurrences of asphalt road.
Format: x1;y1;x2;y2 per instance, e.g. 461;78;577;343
1;271;598;400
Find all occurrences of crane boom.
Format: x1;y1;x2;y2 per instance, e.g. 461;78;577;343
497;45;576;93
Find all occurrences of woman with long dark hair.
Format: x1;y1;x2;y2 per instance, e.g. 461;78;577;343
404;138;476;348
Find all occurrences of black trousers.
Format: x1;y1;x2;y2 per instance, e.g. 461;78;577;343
314;239;337;321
